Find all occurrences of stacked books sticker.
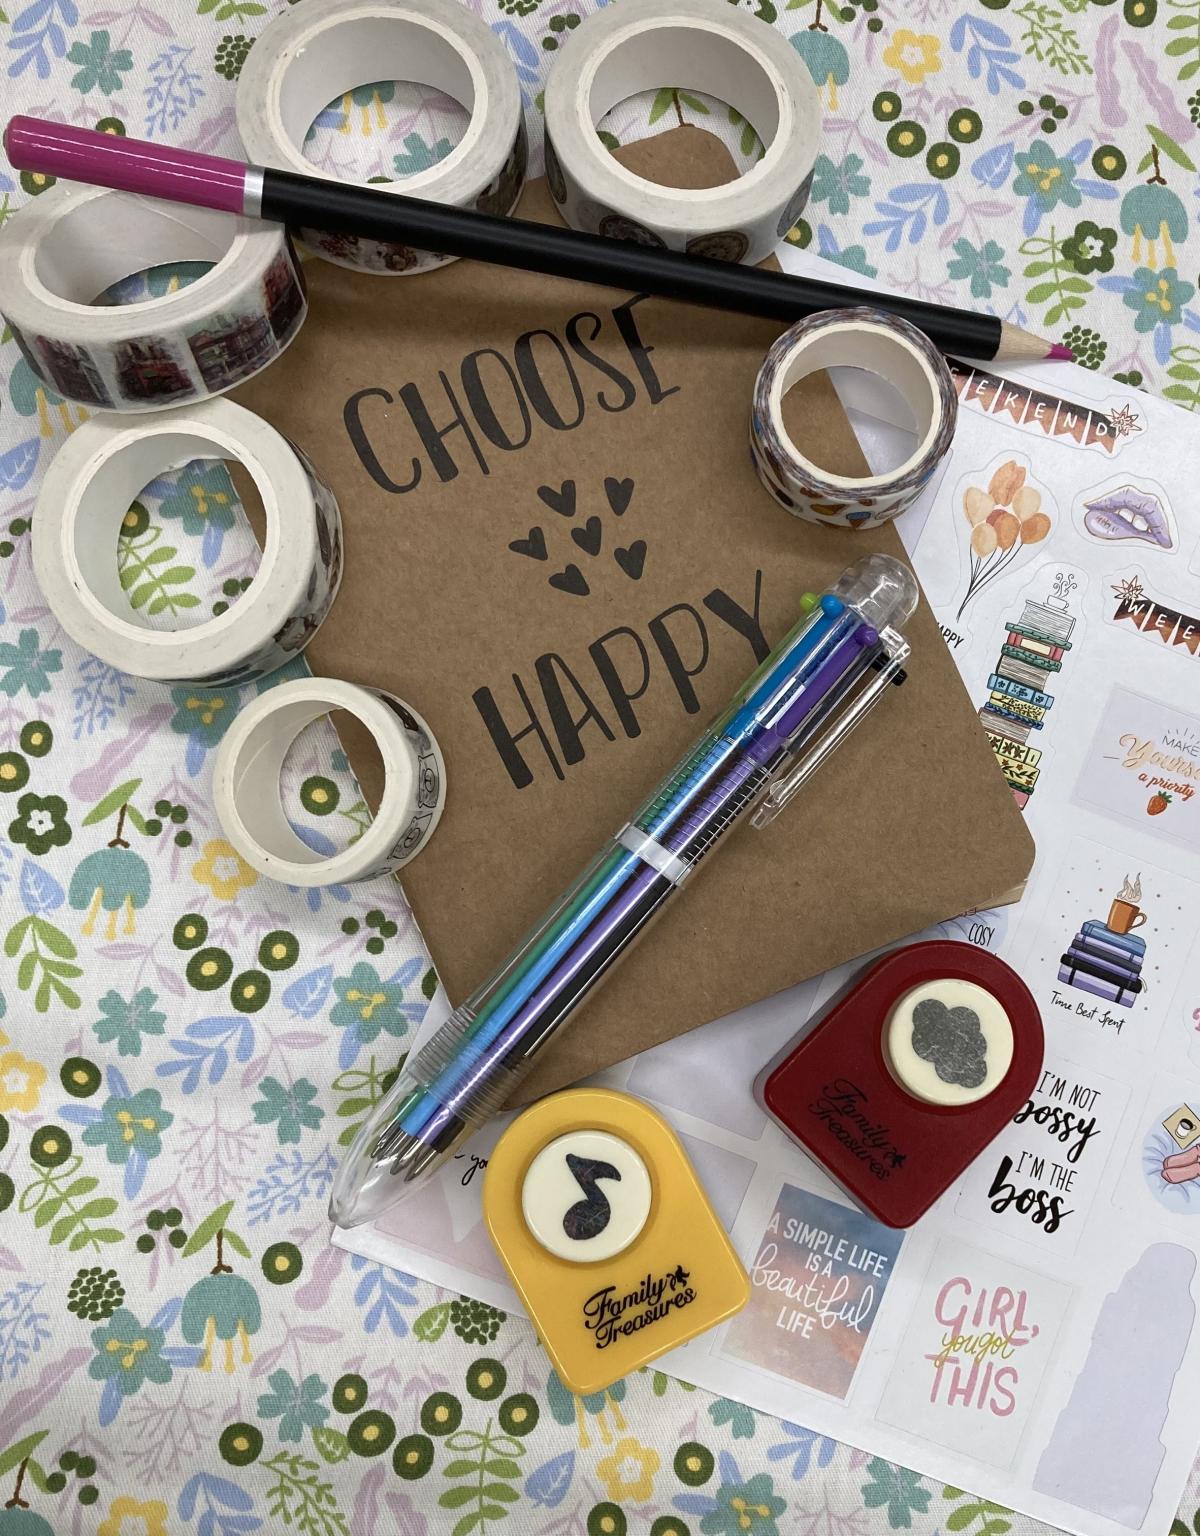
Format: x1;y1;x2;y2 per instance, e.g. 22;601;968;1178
979;571;1077;808
1059;873;1147;1009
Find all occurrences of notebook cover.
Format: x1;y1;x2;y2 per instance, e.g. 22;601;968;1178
233;126;1035;1102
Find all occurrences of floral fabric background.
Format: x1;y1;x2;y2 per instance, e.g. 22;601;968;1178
1;1;1200;1534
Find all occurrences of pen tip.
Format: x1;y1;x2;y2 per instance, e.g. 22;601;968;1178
405;1143;443;1183
1045;343;1074;361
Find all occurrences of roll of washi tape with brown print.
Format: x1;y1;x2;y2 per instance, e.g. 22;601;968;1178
544;0;819;266
751;307;959;530
0;181;306;411
237;0;526;276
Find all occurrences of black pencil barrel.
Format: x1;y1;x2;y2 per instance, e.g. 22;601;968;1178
261;169;1001;360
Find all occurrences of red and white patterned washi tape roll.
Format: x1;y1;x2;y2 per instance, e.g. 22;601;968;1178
32;399;341;686
0;181;306;412
751;307;959;531
238;0;526;276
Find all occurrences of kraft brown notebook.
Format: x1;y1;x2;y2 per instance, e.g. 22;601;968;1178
233;127;1035;1101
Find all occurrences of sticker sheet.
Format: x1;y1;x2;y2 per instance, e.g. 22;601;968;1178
337;335;1200;1534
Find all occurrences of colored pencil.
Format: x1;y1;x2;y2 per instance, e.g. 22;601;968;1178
3;116;1069;365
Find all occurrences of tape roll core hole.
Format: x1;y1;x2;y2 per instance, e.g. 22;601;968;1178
33;198;239;309
588;25;779;186
280;713;386;857
75;432;269;635
773;326;941;489
278;18;481;178
230;698;405;867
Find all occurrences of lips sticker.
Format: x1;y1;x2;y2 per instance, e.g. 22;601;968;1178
1081;484;1174;549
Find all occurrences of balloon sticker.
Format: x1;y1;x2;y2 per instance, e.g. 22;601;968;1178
954;453;1054;621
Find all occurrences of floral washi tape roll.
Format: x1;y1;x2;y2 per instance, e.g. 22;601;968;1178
543;0;819;265
237;0;526;276
212;678;447;886
751;307;959;530
32;399;342;686
0;182;306;411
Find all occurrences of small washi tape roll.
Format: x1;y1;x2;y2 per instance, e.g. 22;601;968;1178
212;678;447;885
237;0;526;275
751;307;958;530
543;0;819;265
0;182;306;411
32;399;342;686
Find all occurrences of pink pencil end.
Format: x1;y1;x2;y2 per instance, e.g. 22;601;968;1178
1046;343;1074;361
2;114;247;215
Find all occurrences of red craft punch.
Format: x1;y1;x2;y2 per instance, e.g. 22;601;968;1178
756;940;1044;1228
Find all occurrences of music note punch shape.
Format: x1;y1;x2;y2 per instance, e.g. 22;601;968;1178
521;1130;652;1262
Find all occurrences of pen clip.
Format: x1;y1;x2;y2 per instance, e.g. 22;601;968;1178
751;628;911;830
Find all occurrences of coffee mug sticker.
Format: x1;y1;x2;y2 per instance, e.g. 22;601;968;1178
1139;1087;1200;1217
1014;836;1194;1059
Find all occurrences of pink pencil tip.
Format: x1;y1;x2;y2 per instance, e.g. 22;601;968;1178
1047;343;1074;361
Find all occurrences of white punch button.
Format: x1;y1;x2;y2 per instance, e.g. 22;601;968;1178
521;1130;652;1263
884;977;1014;1108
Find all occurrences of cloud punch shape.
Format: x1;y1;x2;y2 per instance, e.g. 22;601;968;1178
911;998;989;1089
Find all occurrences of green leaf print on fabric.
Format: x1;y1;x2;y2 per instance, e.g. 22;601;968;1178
262;1451;349;1535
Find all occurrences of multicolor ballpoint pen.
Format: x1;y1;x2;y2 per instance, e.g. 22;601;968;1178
330;554;918;1227
384;590;851;1144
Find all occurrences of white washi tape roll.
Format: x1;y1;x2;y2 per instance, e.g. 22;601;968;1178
0;182;306;412
237;0;526;275
212;678;447;885
543;0;819;265
751;307;959;530
32;399;342;686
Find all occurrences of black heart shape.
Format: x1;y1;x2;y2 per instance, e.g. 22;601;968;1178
614;540;647;581
549;563;590;597
571;515;603;557
538;480;577;518
605;476;634;516
508;526;547;561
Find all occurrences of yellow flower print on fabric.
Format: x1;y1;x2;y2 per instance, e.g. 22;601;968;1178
596;1436;661;1502
881;29;941;84
0;1049;47;1112
96;1495;170;1536
192;839;258;901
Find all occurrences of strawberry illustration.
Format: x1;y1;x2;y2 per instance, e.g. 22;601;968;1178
1148;791;1173;816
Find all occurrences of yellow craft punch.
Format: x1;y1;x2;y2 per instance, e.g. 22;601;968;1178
483;1088;749;1395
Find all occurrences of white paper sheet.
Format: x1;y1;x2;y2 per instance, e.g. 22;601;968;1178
337;262;1200;1536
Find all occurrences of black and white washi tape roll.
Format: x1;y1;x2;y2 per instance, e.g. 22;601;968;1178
32;399;342;685
543;0;819;265
237;0;526;275
751;308;959;530
213;679;447;885
0;182;306;411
